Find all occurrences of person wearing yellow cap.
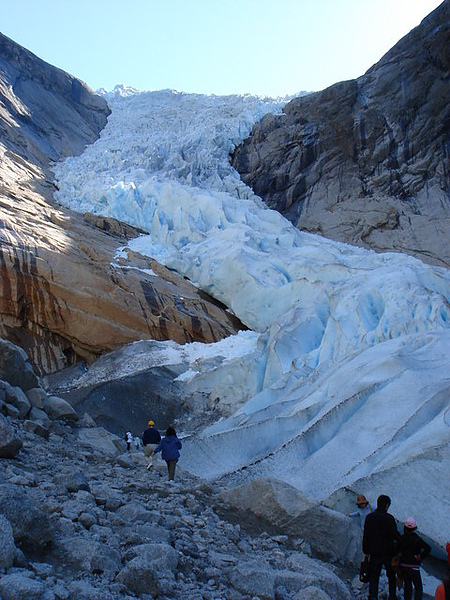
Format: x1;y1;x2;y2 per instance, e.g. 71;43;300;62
142;420;161;470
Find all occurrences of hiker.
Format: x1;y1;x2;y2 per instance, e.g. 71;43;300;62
142;420;161;470
396;517;431;600
434;542;450;600
152;426;182;481
125;431;133;451
347;494;373;531
363;494;400;600
434;575;450;600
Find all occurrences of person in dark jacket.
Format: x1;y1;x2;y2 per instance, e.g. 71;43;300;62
152;426;182;481
363;494;400;600
397;517;431;600
142;420;161;470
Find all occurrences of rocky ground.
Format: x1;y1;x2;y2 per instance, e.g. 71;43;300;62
0;342;381;600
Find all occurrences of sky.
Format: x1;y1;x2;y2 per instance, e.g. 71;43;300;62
0;0;443;97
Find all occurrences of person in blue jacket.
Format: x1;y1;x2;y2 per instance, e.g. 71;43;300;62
152;426;182;481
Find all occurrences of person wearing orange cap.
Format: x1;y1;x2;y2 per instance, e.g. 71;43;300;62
347;494;373;531
142;420;161;470
397;517;431;600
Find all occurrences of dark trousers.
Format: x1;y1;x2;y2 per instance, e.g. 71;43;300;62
166;459;177;481
368;555;397;600
402;567;422;600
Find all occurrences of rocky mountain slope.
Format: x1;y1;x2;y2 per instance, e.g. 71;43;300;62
0;33;243;376
231;1;450;267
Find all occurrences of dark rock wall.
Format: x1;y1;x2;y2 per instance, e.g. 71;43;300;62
232;2;450;267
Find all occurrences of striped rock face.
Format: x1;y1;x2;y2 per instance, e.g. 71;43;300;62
0;34;243;375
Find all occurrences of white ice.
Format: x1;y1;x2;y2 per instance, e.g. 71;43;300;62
53;87;450;550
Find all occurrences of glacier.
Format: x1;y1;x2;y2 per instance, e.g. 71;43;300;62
53;87;450;551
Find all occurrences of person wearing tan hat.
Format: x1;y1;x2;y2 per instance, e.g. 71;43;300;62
346;494;373;531
397;517;431;600
142;420;161;470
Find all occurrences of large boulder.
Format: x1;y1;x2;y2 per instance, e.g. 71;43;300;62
4;383;31;417
0;484;53;553
43;395;78;421
0;339;40;391
116;543;179;596
217;479;361;565
76;427;123;457
231;2;450;268
0;413;22;457
59;536;121;577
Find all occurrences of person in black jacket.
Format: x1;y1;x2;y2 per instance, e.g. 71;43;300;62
142;420;161;470
363;494;400;600
397;517;431;600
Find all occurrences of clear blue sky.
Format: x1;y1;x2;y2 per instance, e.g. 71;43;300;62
0;0;443;96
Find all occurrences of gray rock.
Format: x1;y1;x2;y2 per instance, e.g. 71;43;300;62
280;552;352;599
293;587;332;600
0;340;40;391
66;581;111;600
26;387;48;409
218;479;361;565
0;413;23;457
23;419;50;439
0;572;55;599
115;500;150;523
0;513;16;570
78;411;97;427
116;556;161;596
44;395;78;421
2;402;21;419
29;406;51;425
76;427;122;456
0;484;53;553
227;560;275;599
60;536;121;576
116;542;178;595
5;384;31;417
90;482;124;510
79;512;96;530
54;470;90;493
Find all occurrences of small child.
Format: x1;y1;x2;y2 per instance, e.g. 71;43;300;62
346;494;372;531
397;517;431;600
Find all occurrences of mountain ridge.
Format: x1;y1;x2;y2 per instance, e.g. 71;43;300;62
231;1;450;267
0;33;243;375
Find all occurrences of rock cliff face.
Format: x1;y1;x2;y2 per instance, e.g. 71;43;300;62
231;2;450;267
0;33;243;375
